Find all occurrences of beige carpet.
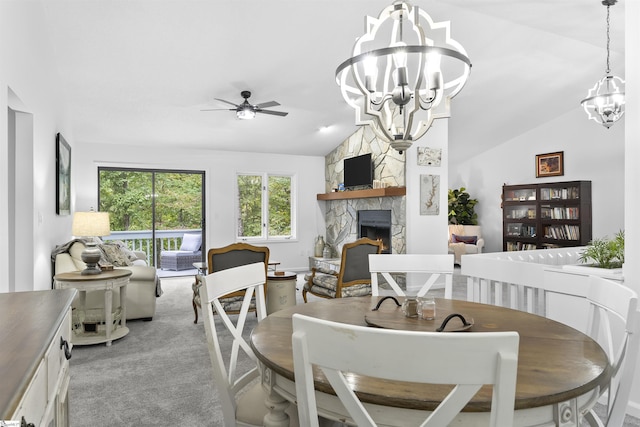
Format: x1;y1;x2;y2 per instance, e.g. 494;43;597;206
69;276;255;426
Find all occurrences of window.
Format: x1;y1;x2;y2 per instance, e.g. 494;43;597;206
98;167;205;266
236;173;295;240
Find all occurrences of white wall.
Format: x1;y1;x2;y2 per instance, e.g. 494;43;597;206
0;1;73;292
449;107;624;253
406;120;449;254
73;144;326;272
624;0;640;417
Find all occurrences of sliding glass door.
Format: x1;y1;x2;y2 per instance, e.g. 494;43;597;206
98;168;205;268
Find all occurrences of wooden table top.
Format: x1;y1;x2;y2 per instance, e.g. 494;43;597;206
250;296;611;412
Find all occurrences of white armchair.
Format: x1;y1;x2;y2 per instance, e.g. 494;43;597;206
448;224;485;265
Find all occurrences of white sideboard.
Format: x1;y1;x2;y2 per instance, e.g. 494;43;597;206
0;289;76;427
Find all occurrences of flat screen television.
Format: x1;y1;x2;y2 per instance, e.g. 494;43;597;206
344;153;373;189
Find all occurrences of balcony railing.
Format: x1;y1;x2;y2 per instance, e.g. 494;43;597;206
461;246;587;315
103;229;202;267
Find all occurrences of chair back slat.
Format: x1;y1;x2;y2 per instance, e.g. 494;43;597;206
369;254;454;298
292;314;519;427
585;276;640;427
201;262;267;426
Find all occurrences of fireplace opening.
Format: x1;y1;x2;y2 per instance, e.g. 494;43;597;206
358;210;392;254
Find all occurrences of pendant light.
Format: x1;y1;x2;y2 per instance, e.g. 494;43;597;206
336;1;471;153
581;0;625;128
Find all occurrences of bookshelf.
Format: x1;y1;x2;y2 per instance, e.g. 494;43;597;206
502;181;592;251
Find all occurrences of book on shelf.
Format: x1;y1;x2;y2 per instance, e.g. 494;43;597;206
544;224;580;240
506;241;538;251
540;186;580;201
540;206;579;220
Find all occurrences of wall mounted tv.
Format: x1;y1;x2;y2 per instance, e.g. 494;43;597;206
344;153;373;189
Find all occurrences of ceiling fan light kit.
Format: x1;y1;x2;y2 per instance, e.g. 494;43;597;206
581;0;625;128
336;0;471;153
203;90;288;120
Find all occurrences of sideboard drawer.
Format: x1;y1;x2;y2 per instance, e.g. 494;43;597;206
13;361;48;426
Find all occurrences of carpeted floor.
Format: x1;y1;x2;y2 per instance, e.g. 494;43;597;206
68;272;640;426
69;275;256;426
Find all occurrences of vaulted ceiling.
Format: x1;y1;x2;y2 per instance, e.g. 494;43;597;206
42;0;625;164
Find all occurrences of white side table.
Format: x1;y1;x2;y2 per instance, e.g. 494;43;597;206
266;271;298;314
54;269;132;346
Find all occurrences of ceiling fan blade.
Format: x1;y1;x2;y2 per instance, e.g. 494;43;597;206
257;109;289;117
214;98;240;107
255;101;280;109
200;108;235;111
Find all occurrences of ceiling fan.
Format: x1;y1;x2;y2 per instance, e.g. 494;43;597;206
202;90;288;120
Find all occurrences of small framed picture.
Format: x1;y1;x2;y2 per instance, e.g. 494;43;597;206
417;147;442;166
56;133;71;215
536;151;564;178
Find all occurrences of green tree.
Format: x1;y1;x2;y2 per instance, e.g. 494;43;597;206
268;176;291;236
237;175;263;237
99;170;202;231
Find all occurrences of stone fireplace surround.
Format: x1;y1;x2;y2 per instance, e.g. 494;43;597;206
322;127;406;257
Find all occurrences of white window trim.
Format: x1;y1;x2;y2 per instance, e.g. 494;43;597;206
235;172;297;242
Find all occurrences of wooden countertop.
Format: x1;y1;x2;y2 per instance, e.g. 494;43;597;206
0;289;76;420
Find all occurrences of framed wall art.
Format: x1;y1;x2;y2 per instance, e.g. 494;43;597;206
417;147;442;166
420;174;440;215
536;151;564;178
56;133;71;215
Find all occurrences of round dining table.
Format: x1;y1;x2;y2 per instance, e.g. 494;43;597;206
250;296;611;427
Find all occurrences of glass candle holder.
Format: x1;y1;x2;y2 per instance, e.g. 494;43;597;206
401;297;419;318
418;297;436;320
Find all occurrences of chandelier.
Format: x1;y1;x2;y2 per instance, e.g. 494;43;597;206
336;1;471;153
581;0;625;128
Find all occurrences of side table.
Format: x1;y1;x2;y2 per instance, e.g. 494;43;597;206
266;271;298;314
54;269;132;346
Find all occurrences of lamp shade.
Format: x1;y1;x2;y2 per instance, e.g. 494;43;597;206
72;211;111;237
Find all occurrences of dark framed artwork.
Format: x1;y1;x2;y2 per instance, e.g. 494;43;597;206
56;133;71;215
535;151;564;178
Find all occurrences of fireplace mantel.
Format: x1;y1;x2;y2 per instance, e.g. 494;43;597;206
317;187;406;201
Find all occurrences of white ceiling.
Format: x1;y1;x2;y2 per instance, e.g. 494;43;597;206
41;0;625;164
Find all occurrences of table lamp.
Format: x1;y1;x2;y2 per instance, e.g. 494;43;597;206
72;210;111;275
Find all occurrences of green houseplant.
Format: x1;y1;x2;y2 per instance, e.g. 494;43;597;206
448;187;478;225
578;230;625;269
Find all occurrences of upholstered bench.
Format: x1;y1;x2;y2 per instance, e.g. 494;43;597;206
161;251;202;271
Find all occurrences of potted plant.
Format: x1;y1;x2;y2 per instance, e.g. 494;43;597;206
578;230;625;269
448;187;478;225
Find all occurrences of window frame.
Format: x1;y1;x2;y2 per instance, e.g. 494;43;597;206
235;171;297;242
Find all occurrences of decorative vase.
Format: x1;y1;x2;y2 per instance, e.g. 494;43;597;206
322;245;331;259
314;236;325;257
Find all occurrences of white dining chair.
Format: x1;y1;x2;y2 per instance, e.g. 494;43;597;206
291;313;519;427
369;254;454;298
583;275;640;427
201;261;299;427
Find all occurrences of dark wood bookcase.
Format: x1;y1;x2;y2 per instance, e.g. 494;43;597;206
502;181;592;251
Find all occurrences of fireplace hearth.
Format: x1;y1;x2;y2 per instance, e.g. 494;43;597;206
358;210;392;254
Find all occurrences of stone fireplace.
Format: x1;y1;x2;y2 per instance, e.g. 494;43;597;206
322;126;406;257
358;210;392;253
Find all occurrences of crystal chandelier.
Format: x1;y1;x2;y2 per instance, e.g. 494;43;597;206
581;0;625;128
336;1;471;153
